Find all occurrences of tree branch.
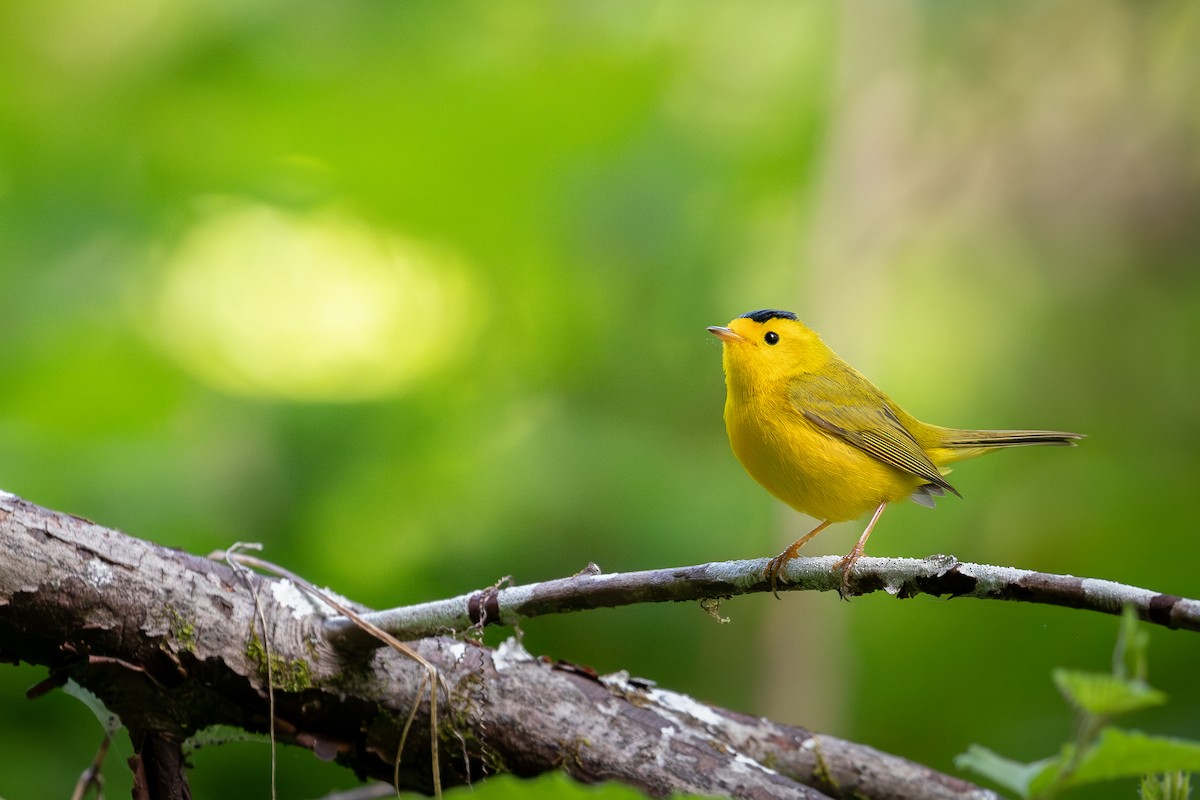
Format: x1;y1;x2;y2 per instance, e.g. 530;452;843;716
324;554;1200;650
0;490;1003;799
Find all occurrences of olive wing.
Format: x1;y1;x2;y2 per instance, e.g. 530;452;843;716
789;367;960;498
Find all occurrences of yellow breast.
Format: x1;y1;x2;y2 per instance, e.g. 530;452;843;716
724;393;921;522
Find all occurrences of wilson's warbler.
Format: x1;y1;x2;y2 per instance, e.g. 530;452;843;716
708;309;1083;597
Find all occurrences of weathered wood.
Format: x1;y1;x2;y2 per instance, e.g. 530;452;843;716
0;491;996;799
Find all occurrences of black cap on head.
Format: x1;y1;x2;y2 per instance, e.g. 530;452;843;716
739;309;797;324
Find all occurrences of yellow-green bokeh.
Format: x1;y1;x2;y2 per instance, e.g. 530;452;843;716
146;200;479;401
1;2;1198;799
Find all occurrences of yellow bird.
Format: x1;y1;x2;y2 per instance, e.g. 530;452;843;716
708;309;1083;597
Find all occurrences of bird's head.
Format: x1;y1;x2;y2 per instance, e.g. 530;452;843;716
707;309;830;394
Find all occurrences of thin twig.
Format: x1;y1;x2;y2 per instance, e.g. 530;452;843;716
70;734;111;800
323;554;1200;649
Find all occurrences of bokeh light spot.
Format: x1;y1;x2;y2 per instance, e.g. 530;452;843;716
147;202;478;401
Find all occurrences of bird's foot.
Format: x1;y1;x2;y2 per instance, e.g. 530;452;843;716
763;520;834;600
764;546;801;600
832;546;864;600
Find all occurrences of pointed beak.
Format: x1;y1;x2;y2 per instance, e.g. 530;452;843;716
707;325;744;343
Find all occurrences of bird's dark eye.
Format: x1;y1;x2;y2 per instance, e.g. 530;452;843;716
764;331;780;345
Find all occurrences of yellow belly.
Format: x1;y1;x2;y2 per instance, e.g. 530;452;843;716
725;399;920;522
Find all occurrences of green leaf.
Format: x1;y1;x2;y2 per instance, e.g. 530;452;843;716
184;724;272;755
1071;729;1200;786
1030;728;1200;793
1052;669;1166;716
955;744;1053;797
64;679;123;737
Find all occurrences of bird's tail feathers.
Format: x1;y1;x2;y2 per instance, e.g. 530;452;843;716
939;428;1085;449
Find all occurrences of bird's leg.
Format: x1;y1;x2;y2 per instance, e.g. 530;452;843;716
765;519;833;599
833;501;888;599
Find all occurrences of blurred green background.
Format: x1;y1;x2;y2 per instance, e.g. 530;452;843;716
2;1;1199;798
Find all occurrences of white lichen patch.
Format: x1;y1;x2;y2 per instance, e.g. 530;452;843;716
270;579;323;618
599;670;632;692
646;687;727;730
1081;576;1147;610
868;556;907;595
493;636;535;672
655;724;678;767
85;558;115;587
0;488;16;501
732;751;778;776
